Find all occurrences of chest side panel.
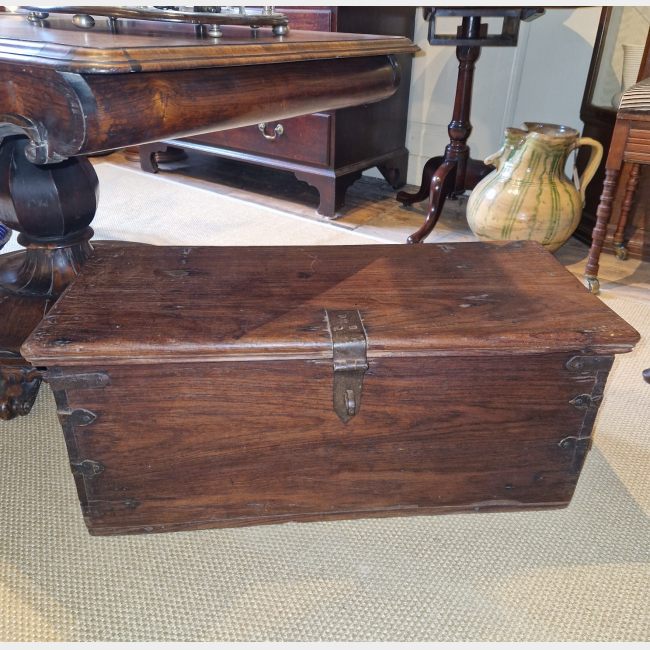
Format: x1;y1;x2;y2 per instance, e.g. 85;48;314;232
53;353;611;535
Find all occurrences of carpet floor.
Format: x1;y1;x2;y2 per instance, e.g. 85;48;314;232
2;164;383;254
1;165;649;641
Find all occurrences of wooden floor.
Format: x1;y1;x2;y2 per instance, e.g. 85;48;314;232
98;148;650;305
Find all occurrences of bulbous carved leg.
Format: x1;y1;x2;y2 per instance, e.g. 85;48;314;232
0;367;43;421
0;135;99;417
399;17;483;240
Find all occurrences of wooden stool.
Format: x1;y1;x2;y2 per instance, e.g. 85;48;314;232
585;78;650;295
585;79;650;385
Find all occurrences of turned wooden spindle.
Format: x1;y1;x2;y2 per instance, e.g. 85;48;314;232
585;168;620;294
611;162;640;260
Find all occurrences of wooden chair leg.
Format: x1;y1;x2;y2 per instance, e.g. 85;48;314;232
585;168;621;295
612;163;640;260
407;160;457;244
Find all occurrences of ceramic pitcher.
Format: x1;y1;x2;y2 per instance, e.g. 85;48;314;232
466;123;603;252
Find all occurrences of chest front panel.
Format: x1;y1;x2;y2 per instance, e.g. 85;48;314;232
51;352;610;535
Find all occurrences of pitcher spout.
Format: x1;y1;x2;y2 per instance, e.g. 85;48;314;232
484;128;526;171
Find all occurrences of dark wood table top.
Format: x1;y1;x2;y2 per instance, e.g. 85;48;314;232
0;13;418;73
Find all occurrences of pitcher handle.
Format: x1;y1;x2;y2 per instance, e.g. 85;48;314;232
574;137;604;204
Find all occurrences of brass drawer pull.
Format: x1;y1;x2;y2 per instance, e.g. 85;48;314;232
258;123;283;140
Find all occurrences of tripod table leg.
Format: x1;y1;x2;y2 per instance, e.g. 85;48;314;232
407;160;458;244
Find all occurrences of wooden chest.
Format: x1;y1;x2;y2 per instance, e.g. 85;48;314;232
22;242;639;536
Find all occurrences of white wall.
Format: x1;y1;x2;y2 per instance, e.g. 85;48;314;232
366;7;603;185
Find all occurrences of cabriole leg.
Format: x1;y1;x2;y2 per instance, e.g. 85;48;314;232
407;160;458;244
396;155;445;206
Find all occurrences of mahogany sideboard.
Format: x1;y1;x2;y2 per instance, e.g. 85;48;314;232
0;9;417;419
135;7;416;219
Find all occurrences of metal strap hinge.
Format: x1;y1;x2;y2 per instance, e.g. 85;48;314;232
325;309;369;424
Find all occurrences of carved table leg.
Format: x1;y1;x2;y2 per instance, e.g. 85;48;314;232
585;168;620;295
0;135;98;418
402;17;485;242
612;162;640;261
407;160;458;244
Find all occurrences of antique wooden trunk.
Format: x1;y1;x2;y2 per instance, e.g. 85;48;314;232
22;241;639;536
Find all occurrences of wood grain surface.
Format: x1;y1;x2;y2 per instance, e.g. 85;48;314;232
26;240;638;535
0;15;418;73
23;241;640;366
50;352;613;535
0;51;401;159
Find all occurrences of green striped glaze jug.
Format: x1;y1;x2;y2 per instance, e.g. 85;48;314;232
466;123;603;252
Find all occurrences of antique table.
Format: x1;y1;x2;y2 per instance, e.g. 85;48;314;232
396;7;544;244
0;8;417;419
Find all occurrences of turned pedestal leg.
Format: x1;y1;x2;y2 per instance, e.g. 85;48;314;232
585;167;620;295
612;162;640;261
397;17;494;243
0;135;98;419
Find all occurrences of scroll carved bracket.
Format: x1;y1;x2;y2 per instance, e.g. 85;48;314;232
0;113;66;165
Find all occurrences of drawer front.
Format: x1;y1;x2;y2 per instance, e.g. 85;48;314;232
183;113;331;167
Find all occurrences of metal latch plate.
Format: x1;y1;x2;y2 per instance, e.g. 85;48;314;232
325;310;368;424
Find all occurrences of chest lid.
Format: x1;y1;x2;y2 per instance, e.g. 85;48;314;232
22;241;640;366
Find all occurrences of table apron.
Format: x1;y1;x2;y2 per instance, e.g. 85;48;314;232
0;55;400;161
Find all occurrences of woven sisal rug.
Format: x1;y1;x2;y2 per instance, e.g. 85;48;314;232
1;165;649;641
